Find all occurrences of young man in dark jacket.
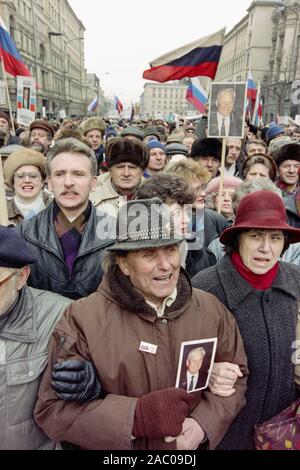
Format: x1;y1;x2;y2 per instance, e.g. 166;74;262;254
16;138;114;300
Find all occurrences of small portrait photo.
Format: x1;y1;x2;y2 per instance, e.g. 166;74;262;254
22;86;31;110
175;338;217;393
208;82;247;138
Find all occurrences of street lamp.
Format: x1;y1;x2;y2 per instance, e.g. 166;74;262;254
63;37;84;116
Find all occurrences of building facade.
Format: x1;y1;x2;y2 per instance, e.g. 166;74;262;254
0;0;96;117
140;82;191;119
263;0;300;120
216;0;279;84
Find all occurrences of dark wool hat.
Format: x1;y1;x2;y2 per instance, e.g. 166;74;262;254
108;197;183;252
275;143;300;168
0;225;37;268
29;120;54;138
106;137;149;170
121;126;144;141
143;127;161;140
146;140;165;151
165;143;188;157
190;138;222;161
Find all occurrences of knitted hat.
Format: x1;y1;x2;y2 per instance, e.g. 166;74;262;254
220;191;300;245
0;111;10;126
121;126;144;141
106;137;149;170
80;117;106;136
165;143;188;157
275;143;300;167
0;226;36;268
105;127;117;138
146;140;165;152
29;120;54;138
206;176;243;195
266;124;284;141
108;197;183;252
4;148;46;187
190;138;222;161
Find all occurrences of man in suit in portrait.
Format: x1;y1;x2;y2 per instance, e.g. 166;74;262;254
180;347;207;392
209;88;241;138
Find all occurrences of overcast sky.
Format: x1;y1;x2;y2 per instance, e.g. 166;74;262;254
69;0;252;104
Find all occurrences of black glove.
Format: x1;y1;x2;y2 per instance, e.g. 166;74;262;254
51;360;102;402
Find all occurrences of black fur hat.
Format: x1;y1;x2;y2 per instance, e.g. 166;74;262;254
106;137;149;170
275;143;300;168
190;138;222;161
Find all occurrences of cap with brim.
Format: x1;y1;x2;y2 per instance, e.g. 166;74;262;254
0;225;37;268
220;191;300;246
107;197;184;252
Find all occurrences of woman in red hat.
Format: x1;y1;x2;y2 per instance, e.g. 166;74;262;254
192;190;300;449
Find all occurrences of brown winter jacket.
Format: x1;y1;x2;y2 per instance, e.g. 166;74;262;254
34;268;248;450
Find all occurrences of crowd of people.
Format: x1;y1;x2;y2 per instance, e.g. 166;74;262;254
0;108;300;451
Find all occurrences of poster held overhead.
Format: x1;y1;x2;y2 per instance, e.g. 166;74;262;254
207;82;247;138
17;76;36;126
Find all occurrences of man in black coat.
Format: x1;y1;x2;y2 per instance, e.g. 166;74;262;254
208;88;242;138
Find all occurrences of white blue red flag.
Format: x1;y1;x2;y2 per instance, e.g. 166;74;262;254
186;77;208;114
114;96;123;114
87;96;98;113
143;28;225;83
0;16;31;77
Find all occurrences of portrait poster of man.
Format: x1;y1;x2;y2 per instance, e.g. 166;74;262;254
22;86;31;110
175;338;217;393
207;82;247;138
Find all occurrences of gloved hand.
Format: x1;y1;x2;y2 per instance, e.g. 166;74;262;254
133;388;196;439
51;360;102;402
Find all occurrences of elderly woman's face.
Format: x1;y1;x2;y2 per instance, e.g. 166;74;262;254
239;229;285;274
13;164;43;200
245;163;270;181
117;245;181;306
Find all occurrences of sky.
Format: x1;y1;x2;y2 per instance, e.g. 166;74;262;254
68;0;252;105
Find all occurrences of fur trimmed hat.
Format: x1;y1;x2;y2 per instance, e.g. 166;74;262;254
106;137;149;170
80;117;106;136
4;148;46;187
190;138;222;161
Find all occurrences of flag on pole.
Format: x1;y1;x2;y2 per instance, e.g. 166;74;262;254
87;96;98;113
114;96;123;114
143;28;225;83
247;70;257;119
252;81;263;126
186;77;208;114
0;17;31;77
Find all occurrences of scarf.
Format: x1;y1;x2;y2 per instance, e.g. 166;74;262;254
231;252;279;291
53;201;91;275
14;193;46;219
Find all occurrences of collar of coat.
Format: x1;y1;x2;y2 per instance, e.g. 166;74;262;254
100;265;192;321
216;255;300;309
0;287;37;343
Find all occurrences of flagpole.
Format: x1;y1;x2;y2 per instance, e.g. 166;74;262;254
0;56;15;135
217;138;227;214
0;155;9;226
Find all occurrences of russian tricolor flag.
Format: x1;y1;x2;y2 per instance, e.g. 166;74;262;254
0;17;31;77
247;70;257;102
114;96;123;114
143;29;225;83
87;96;98;113
186;78;208;114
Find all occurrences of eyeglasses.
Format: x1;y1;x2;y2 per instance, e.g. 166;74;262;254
15;172;40;180
0;271;17;287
